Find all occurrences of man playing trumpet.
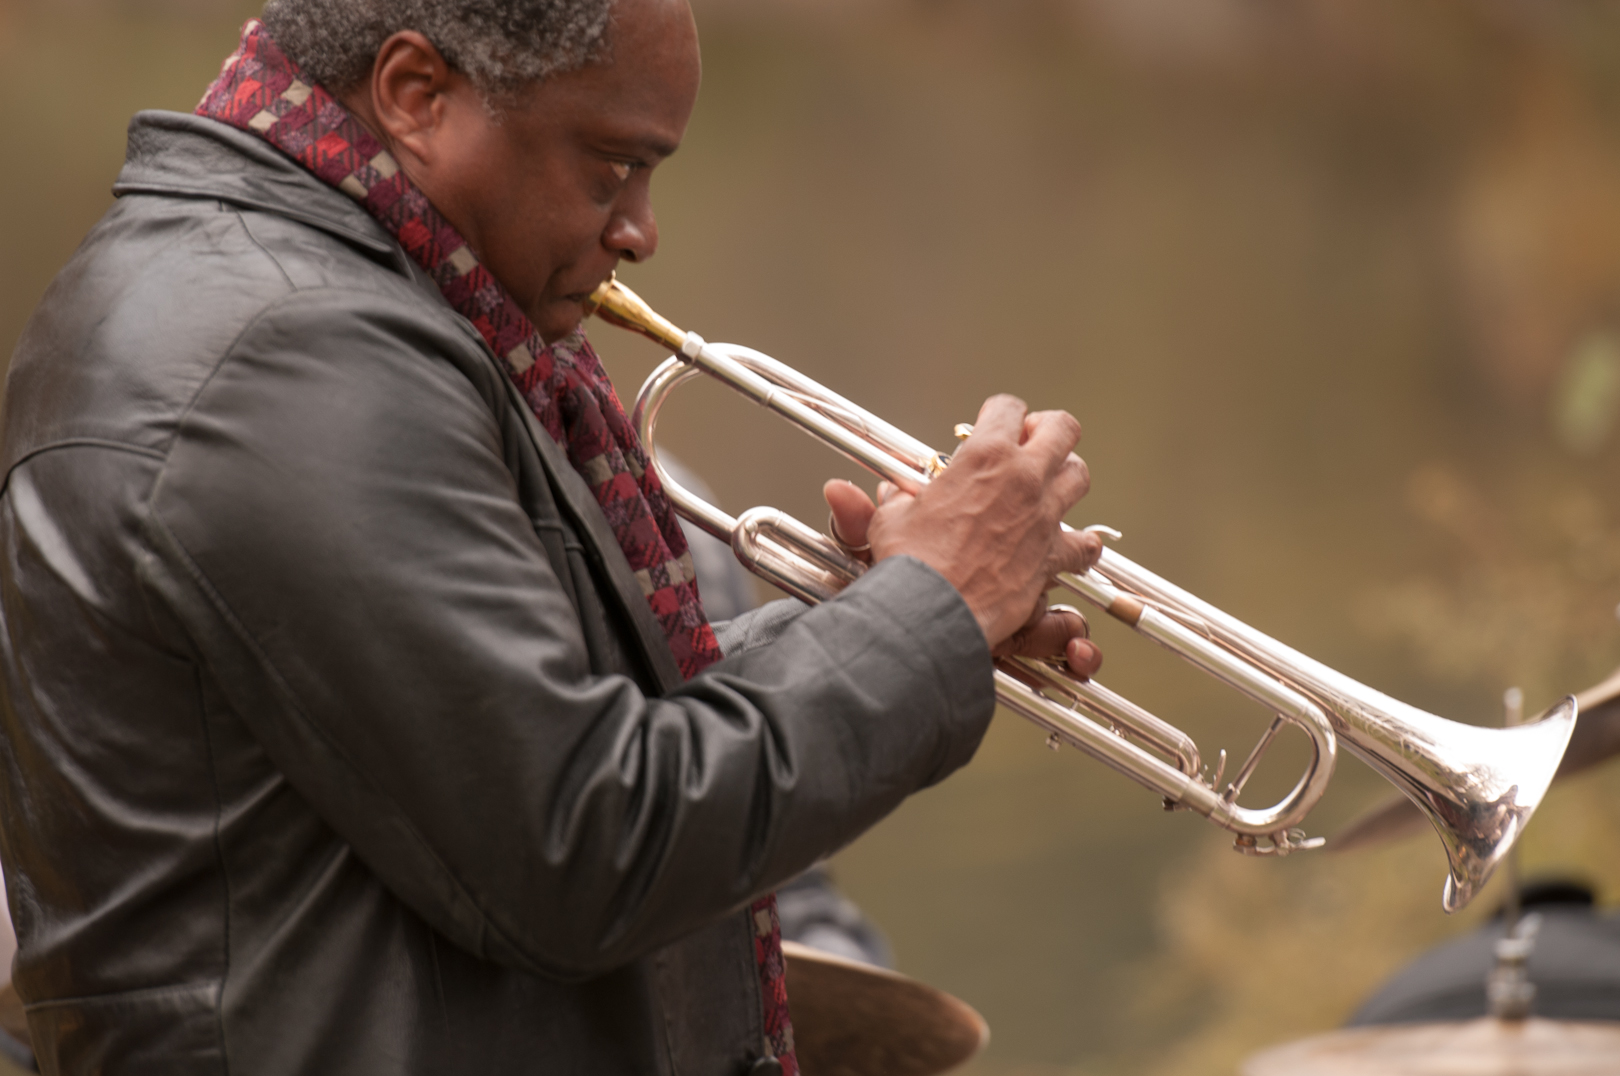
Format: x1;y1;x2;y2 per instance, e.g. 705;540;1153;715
0;0;1101;1072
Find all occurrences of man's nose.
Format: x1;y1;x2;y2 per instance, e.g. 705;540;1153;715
604;196;658;263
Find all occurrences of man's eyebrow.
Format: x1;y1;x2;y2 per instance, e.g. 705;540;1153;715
596;130;681;161
630;135;681;160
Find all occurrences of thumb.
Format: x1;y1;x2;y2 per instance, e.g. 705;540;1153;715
824;479;876;557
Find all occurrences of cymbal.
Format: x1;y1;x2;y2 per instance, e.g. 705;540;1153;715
782;940;988;1076
1330;667;1620;854
0;981;31;1076
0;982;26;1049
1242;1018;1620;1076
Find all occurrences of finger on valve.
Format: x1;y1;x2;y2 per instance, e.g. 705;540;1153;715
1067;635;1102;678
1021;409;1084;465
1062;528;1104;576
993;603;1103;678
971;394;1031;442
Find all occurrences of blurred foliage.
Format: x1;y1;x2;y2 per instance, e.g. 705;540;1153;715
1359;463;1620;704
1552;332;1620;455
6;0;1620;1074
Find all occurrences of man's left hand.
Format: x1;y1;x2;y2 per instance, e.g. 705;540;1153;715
824;478;1102;679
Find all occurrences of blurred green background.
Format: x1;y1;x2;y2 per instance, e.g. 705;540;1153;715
7;1;1620;1073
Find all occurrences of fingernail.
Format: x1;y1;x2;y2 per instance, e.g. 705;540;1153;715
1070;639;1101;676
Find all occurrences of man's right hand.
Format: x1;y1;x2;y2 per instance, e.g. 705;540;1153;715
824;394;1103;676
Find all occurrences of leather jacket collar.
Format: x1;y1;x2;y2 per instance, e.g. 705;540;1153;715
113;110;415;278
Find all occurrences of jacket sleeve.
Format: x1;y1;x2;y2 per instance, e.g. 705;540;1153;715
142;288;995;980
712;599;808;657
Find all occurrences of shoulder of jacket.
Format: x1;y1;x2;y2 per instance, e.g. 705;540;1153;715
204;282;505;420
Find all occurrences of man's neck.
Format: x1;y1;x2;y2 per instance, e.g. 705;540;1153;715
337;86;391;155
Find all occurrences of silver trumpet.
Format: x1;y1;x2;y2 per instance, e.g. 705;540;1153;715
586;275;1576;913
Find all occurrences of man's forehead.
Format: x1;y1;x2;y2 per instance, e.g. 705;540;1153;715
509;75;690;157
512;10;698;156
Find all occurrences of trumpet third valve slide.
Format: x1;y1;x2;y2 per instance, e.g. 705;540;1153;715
585;274;1577;914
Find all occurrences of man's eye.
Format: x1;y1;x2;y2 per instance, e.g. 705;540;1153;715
609;162;633;182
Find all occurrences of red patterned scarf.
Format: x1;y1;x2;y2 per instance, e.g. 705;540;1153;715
196;21;794;1072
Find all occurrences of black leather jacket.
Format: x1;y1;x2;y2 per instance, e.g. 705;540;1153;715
0;112;994;1076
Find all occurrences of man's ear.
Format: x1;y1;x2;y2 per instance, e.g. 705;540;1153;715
366;31;457;165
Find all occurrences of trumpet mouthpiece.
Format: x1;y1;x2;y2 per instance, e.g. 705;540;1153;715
585;274;689;353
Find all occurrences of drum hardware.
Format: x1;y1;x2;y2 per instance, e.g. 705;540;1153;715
586;274;1576;912
1486;912;1543;1022
1283;885;1620;1074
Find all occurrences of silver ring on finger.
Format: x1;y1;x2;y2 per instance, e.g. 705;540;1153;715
1049;603;1090;639
827;512;873;557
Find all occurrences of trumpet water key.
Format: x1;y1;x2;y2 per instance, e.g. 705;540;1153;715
585;274;1576;913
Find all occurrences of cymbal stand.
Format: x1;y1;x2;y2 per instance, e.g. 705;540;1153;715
1486;687;1538;1021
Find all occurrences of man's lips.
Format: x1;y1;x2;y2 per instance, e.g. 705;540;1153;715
566;269;619;306
561;288;603;310
546;277;615;321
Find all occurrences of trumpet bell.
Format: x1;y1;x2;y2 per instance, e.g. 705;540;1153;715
1394;696;1578;913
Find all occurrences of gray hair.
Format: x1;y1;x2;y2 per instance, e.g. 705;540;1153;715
260;0;616;97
